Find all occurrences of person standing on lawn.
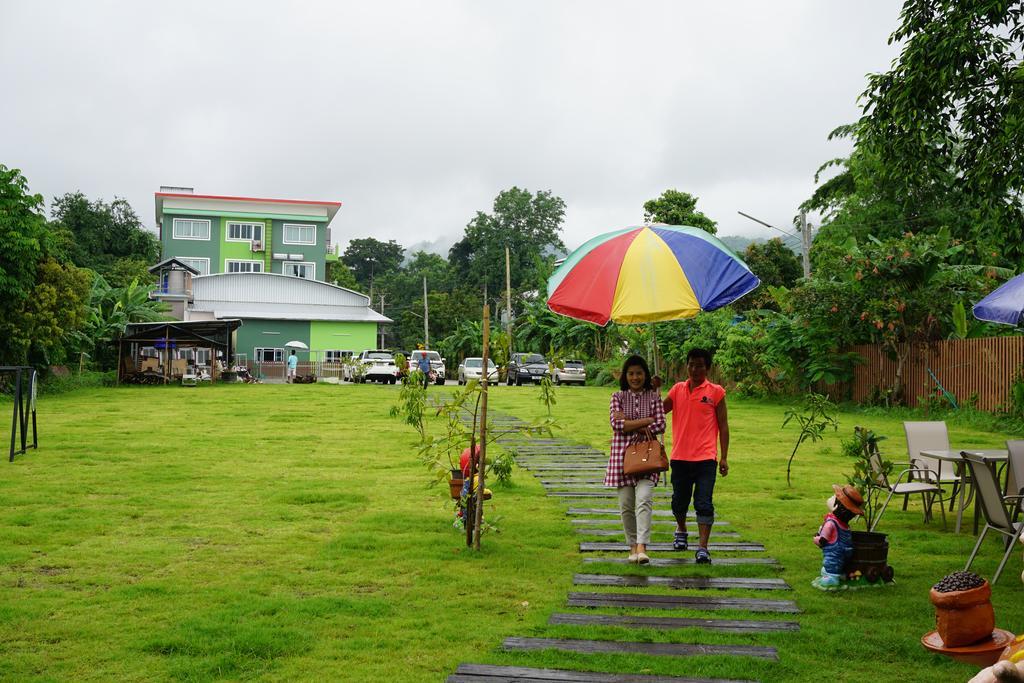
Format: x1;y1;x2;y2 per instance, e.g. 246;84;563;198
416;351;431;389
607;354;666;564
663;348;729;564
287;350;298;383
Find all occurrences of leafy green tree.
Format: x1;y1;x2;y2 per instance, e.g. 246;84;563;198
105;257;156;290
51;192;160;277
448;187;566;296
341;237;405;292
642;189;717;234
325;260;361;291
17;259;90;367
857;0;1024;265
73;276;170;370
740;238;802;310
0;165;76;366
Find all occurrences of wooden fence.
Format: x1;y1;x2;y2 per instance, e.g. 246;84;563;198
842;336;1024;412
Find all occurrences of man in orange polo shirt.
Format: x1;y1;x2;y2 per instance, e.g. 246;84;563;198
663;348;729;564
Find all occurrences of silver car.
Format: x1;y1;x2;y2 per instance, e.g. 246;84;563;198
457;357;499;384
553;359;587;385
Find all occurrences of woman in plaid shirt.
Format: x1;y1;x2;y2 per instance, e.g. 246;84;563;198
606;354;666;564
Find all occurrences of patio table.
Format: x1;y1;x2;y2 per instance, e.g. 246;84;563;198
919;449;1008;534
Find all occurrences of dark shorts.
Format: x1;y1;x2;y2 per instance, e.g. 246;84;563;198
670;459;717;526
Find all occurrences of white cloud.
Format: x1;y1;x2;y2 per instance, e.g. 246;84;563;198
0;0;901;253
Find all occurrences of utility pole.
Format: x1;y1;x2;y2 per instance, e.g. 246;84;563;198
799;211;811;278
505;246;512;360
423;276;429;349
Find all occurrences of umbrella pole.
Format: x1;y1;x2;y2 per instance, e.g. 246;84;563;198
649;322;659;377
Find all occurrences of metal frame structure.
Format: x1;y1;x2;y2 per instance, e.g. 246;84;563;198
2;366;38;462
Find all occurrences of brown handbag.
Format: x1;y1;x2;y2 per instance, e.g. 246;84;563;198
623;428;668;476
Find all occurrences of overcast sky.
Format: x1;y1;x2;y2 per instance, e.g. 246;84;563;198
1;1;903;253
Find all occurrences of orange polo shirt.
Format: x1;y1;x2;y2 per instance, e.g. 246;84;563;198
667;379;725;462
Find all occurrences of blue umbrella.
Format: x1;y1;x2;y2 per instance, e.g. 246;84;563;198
973;273;1024;326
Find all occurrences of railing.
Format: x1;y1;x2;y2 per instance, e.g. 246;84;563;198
151;286;192;298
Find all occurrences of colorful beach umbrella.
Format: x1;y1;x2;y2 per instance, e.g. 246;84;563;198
972;272;1024;326
547;225;760;325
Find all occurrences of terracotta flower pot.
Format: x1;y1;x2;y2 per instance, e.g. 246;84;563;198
449;478;464;500
930;581;995;647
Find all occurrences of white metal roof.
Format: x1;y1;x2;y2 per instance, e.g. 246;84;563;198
191;273;392;323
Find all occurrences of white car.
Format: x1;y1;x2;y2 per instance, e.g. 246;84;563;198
408;350;446;385
553;359;587;385
350;350;400;384
457;357;499;384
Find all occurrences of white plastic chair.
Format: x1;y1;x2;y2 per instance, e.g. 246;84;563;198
962;451;1024;585
904;421;963;510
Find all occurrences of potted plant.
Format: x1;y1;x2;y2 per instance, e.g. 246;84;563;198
841;426;895;583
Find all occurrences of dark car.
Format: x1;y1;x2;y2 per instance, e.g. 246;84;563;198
506;352;549;386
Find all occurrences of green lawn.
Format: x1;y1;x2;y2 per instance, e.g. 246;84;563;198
1;384;1021;682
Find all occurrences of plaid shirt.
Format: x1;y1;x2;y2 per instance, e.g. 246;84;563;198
605;389;666;488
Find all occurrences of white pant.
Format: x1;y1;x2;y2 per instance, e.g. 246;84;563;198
618;479;654;546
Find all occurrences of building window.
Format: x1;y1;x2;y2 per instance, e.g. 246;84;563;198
283;262;315;280
227;221;264;242
179;257;209;275
282;223;316;245
254;347;284;363
225;260;264;273
172;218;211;240
324;350;353;362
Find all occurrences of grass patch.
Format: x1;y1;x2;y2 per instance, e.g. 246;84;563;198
0;384;1021;681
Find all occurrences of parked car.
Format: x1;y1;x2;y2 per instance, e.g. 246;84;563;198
553;359;587;385
457;357;499;384
348;349;400;384
506;352;549;386
408;350;446;385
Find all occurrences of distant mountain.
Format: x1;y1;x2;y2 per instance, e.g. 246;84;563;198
404;235;459;260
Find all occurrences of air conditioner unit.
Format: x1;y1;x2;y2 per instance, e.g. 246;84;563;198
251;240;264;252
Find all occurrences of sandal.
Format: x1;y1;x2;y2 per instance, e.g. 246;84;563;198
673;532;689;551
695;547;712;564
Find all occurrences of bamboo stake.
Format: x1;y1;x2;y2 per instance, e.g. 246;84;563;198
473;303;491;550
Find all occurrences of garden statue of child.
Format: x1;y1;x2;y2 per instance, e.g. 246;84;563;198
812;484;864;589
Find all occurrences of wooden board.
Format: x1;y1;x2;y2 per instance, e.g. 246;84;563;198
580;542;764;552
547;612;800;634
572;519;730;527
572;573;790;591
567;591;801;614
502;637;778;661
575;529;740;538
448;663;758;683
569;508;683;517
581;557;776;567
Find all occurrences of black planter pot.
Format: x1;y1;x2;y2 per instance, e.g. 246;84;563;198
848;530;894;583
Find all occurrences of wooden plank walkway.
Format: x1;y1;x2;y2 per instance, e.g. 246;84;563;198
449;663;757;683
572;573;790;591
567;592;801;614
449;410;794;683
548;613;800;634
503;637;778;661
